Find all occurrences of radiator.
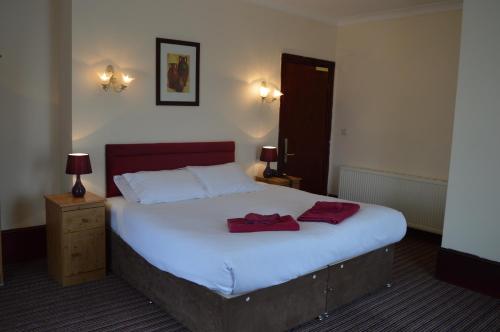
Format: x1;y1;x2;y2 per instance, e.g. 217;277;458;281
339;166;447;234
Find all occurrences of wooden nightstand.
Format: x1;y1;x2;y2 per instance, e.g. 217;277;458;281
255;175;302;189
45;192;106;286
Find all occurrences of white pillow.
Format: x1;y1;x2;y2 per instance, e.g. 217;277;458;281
186;163;262;197
113;175;140;203
122;169;207;204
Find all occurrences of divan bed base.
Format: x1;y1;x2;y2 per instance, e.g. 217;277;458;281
109;230;394;332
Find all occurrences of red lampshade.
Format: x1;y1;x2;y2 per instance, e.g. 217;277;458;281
260;146;278;162
65;153;92;175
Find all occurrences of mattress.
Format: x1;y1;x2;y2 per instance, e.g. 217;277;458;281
107;184;406;296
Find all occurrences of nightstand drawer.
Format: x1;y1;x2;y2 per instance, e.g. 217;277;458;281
63;227;105;276
63;207;104;233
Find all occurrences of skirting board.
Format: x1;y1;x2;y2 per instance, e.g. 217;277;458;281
1;225;46;264
436;247;500;299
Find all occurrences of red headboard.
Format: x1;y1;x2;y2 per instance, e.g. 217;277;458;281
105;141;235;197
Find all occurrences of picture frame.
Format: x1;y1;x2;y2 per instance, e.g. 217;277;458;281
156;38;200;106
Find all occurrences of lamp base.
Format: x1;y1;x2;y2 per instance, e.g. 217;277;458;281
263;163;276;178
72;175;86;198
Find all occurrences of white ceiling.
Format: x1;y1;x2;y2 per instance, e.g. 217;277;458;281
242;0;462;25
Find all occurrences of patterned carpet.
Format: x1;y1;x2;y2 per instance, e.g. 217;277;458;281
0;233;498;332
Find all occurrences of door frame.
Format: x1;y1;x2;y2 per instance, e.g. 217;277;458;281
277;53;335;194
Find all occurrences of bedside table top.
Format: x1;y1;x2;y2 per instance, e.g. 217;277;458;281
255;175;302;181
284;175;302;181
45;192;105;208
255;176;288;184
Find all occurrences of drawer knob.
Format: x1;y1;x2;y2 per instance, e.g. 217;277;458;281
81;218;90;223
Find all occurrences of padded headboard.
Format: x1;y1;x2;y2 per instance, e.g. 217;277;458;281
105;141;235;197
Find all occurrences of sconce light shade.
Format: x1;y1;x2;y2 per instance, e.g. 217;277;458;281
259;83;270;98
98;72;112;83
273;89;283;98
122;74;135;85
260;81;283;103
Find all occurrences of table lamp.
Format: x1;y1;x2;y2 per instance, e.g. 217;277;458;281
260;146;278;178
66;153;92;197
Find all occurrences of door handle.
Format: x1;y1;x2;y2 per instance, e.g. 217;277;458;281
284;138;296;163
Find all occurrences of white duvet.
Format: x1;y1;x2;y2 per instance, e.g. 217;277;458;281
108;184;406;296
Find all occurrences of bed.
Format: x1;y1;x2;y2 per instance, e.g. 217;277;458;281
106;141;406;332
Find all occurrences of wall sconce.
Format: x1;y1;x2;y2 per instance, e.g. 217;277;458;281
98;65;134;92
259;81;283;103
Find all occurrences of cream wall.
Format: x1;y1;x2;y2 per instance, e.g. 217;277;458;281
331;10;462;193
71;0;337;196
442;0;500;262
0;0;69;230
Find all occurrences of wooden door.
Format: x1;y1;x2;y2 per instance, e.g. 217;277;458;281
278;53;335;195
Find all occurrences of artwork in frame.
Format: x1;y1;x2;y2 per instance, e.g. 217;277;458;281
156;38;200;106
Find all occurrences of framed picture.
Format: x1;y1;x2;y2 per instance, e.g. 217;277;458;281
156;38;200;106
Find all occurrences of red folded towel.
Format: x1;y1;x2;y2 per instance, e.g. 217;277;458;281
298;201;360;224
228;215;300;233
244;213;281;224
